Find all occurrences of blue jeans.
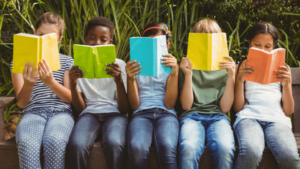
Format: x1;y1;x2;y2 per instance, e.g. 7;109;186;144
67;113;128;169
179;113;235;169
16;108;74;169
234;118;300;169
127;108;179;169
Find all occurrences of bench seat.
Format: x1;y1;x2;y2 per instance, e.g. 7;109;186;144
1;134;300;169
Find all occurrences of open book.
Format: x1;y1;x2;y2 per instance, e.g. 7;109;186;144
187;33;229;71
12;33;61;73
130;35;172;76
73;44;116;79
244;47;286;84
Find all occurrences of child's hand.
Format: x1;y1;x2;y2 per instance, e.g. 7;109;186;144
69;66;84;87
180;57;192;75
38;59;55;87
275;66;291;87
125;60;141;81
23;62;39;86
161;54;178;74
220;56;235;78
237;59;255;82
105;62;123;84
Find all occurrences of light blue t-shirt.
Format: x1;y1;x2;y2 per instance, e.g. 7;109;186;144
133;73;177;116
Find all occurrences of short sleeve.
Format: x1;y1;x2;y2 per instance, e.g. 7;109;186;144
76;79;82;93
117;59;127;92
65;57;74;70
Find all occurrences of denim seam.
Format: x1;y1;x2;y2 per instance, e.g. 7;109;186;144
153;114;162;169
264;129;282;166
87;124;101;147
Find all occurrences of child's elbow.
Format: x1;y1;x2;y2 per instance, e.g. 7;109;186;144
164;102;175;110
182;104;192;111
220;107;230;114
284;108;294;117
16;102;26;109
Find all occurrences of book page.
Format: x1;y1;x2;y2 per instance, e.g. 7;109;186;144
187;33;210;70
41;33;61;71
211;33;230;70
268;48;286;83
130;37;155;76
17;33;39;38
12;34;40;73
94;45;116;79
73;45;94;79
156;35;172;76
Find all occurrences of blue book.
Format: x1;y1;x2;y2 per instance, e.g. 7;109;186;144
130;35;172;76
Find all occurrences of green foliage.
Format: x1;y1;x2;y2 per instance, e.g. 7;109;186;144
0;0;299;98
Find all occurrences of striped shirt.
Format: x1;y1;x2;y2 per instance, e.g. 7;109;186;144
10;54;74;112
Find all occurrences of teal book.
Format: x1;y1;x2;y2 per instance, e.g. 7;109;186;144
130;35;172;76
73;44;116;79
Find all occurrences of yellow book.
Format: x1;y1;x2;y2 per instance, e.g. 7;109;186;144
187;33;229;71
12;33;61;73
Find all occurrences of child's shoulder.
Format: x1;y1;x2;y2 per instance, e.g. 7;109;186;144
59;53;74;70
59;53;74;61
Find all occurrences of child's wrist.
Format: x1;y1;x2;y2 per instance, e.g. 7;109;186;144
128;77;136;82
46;79;56;88
23;81;35;88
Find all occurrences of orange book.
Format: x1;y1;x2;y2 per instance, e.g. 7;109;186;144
244;47;286;84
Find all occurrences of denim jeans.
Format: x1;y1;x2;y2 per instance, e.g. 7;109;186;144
179;113;235;169
16;108;74;169
234;118;300;169
127;108;179;169
67;113;128;169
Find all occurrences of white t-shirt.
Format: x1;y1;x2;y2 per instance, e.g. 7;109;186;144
234;81;292;129
77;58;127;115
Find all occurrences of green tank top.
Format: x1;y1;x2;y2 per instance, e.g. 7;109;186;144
178;68;229;120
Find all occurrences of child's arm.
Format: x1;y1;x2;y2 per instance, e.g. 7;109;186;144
233;59;254;112
276;66;294;116
11;62;39;108
105;62;129;114
69;66;86;113
219;56;235;113
162;54;179;109
179;57;193;110
125;61;141;111
38;59;72;103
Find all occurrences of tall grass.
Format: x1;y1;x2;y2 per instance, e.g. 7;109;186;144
0;0;299;97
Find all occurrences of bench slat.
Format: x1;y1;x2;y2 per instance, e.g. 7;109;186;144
293;85;300;133
291;68;300;85
0;96;16;108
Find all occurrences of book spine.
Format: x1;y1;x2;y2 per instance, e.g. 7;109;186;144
266;53;273;84
39;37;42;63
93;47;96;78
209;34;212;69
154;38;157;76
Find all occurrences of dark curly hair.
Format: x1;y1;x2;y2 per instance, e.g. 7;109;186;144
85;16;114;39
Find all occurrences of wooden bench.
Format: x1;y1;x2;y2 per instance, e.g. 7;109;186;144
1;68;300;169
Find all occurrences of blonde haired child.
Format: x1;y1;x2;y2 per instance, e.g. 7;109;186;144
178;19;236;169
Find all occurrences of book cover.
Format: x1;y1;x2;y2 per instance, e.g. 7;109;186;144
130;35;172;76
244;47;286;84
187;33;229;71
12;33;60;73
73;44;116;79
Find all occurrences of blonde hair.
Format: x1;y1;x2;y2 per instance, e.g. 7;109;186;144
34;12;65;37
192;19;222;33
